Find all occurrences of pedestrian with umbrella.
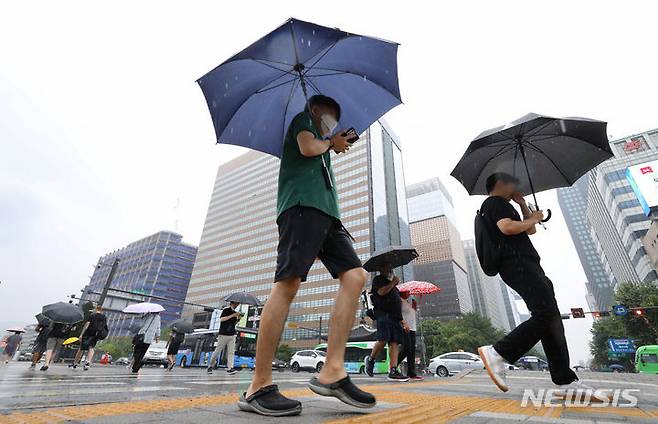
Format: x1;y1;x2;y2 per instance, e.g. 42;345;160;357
396;281;441;380
207;299;243;376
70;304;109;371
39;302;84;371
166;319;193;371
2;328;24;365
123;303;163;373
198;18;401;416
451;114;612;401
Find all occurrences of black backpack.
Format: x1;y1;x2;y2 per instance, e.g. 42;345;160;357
474;210;503;276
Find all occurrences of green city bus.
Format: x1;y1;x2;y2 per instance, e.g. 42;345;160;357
315;341;390;374
635;345;658;374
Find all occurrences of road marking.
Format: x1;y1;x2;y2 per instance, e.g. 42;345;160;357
0;386;189;399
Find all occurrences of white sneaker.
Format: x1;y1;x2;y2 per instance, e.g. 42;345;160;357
556;380;610;403
478;345;509;392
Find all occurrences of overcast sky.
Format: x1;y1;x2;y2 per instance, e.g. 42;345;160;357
2;1;658;364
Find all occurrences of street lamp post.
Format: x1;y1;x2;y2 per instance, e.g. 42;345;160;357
98;258;119;307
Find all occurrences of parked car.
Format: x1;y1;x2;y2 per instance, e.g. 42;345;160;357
504;362;520;370
428;352;484;377
515;356;549;371
290;350;326;373
115;357;131;366
272;358;287;371
142;341;168;367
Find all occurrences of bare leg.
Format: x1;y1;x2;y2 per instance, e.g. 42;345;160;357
388;342;399;370
318;268;367;384
44;349;54;366
246;277;300;397
74;348;83;365
369;340;386;360
86;348;94;363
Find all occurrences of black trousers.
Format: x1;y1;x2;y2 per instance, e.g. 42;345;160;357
493;257;577;385
132;342;150;372
397;330;417;377
494;256;578;384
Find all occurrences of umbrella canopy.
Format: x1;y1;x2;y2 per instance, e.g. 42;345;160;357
397;281;440;296
451;113;611;207
122;302;165;314
223;292;263;306
35;313;51;326
63;337;79;346
5;327;24;333
41;302;84;324
362;246;418;272
197;17;402;158
169;319;194;334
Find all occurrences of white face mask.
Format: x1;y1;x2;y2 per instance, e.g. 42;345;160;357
320;114;338;136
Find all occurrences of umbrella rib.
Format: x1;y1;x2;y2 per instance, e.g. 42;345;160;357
303;40;341;72
305;65;402;102
280;78;300;143
255;77;299;94
305;78;323;96
467;143;517;191
522;119;555;139
523;142;573;185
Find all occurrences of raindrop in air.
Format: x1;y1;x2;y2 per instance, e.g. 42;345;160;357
248;130;252;137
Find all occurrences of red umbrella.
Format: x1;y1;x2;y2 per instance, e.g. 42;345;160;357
397;281;440;296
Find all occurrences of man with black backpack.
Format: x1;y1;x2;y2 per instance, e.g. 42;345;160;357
476;172;603;400
71;305;108;371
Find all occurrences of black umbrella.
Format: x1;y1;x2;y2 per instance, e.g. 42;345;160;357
363;246;418;272
223;292;263;306
451;113;612;220
169;319;194;334
41;302;84;324
35;313;51;326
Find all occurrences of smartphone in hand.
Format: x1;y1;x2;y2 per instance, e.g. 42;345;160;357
342;128;359;144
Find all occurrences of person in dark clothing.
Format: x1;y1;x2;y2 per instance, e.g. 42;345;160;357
131;312;161;373
71;305;108;370
397;290;422;380
477;172;604;401
30;324;49;369
364;262;408;381
3;331;23;364
166;330;185;371
208;301;241;375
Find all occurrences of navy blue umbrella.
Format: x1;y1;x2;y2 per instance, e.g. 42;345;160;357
197;18;401;157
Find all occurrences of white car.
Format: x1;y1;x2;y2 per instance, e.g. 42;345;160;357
143;341;168;367
428;352;484;377
289;350;326;373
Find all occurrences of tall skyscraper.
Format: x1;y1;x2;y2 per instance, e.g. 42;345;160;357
81;231;198;337
185;121;411;348
586;129;658;309
407;178;473;320
462;239;512;331
557;175;615;312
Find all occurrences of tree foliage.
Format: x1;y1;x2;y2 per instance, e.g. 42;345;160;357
589;281;658;369
97;336;133;359
276;343;294;362
420;313;507;359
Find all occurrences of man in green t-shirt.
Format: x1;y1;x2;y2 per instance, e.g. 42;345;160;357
239;96;375;417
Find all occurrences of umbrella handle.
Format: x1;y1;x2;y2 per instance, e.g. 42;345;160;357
541;209;552;222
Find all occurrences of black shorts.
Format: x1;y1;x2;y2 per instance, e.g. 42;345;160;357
376;315;403;344
275;206;362;282
167;339;183;355
81;337;98;350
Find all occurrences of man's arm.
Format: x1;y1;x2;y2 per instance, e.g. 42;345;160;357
497;212;543;236
511;192;538;235
376;276;399;296
296;130;352;157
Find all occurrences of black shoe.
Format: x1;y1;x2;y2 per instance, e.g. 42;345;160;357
237;385;302;417
308;376;376;408
387;369;409;381
207;367;213;374
227;368;238;375
40;366;49;371
364;356;374;377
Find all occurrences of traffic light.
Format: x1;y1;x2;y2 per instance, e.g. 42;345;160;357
592;311;611;318
571;308;586;319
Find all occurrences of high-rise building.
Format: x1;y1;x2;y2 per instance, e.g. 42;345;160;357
557;175;615;312
185;121;412;348
407;178;472;320
80;231;198;337
462;239;512;331
586;129;658;308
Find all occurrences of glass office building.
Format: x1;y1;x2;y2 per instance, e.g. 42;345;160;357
586;129;658;309
80;231;198;337
185;120;411;349
557;175;615;312
407;178;473;320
